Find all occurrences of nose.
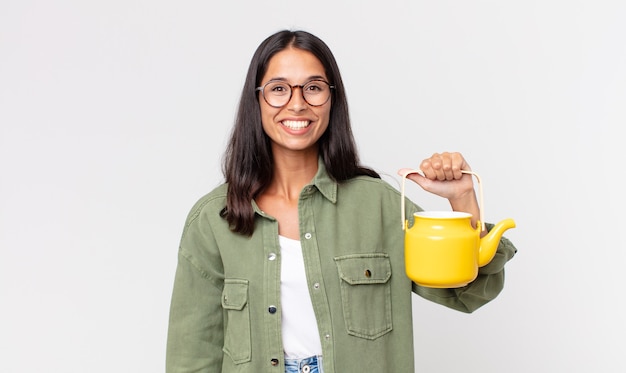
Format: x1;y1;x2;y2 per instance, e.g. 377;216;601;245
286;85;307;112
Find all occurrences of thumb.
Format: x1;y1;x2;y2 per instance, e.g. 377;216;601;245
397;168;424;178
397;168;430;188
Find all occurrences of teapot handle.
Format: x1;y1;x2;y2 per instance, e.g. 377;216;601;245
400;169;485;231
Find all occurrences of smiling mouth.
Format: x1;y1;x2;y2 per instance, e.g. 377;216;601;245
282;120;311;130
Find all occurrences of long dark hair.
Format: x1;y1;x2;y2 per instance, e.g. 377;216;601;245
222;30;379;235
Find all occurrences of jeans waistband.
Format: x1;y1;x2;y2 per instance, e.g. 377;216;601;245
284;355;322;373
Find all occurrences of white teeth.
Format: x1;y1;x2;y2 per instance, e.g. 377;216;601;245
282;120;310;129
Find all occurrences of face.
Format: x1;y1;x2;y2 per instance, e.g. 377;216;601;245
258;47;331;155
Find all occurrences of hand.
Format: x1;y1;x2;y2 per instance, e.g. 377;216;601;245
398;152;482;230
398;152;474;200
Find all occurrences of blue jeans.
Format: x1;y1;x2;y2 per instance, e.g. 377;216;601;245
284;355;323;373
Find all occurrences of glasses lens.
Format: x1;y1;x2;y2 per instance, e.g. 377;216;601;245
261;80;332;107
263;81;291;107
302;80;331;106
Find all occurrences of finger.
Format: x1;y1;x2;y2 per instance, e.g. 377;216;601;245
431;153;450;181
450;152;469;179
440;152;457;180
420;157;438;180
436;152;468;180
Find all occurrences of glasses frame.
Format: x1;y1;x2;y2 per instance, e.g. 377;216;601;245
255;79;335;108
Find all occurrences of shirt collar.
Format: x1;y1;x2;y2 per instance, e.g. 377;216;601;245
252;157;338;217
308;157;338;204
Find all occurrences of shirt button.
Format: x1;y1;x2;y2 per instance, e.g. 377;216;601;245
270;358;279;366
268;253;277;261
313;283;320;289
324;333;331;340
268;305;277;314
304;232;312;239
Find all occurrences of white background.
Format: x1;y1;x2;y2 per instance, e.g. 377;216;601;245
1;1;624;372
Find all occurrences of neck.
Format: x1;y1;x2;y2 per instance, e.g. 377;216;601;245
268;147;319;201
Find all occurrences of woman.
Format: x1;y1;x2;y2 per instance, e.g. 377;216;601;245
166;30;516;373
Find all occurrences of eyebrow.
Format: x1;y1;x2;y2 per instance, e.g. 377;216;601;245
266;75;328;83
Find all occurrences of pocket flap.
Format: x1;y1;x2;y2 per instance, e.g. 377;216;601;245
335;254;391;285
222;279;249;310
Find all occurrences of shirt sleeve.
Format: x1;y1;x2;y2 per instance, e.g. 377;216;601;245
412;223;518;313
166;210;225;372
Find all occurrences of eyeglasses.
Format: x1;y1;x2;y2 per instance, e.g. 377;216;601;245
256;79;335;108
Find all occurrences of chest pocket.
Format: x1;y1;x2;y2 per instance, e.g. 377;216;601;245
221;279;251;364
334;253;392;340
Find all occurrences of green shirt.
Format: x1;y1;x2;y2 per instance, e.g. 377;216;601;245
166;160;517;372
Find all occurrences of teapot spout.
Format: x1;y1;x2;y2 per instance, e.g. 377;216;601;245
478;218;516;267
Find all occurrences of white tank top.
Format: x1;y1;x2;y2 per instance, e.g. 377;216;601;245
279;235;323;358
